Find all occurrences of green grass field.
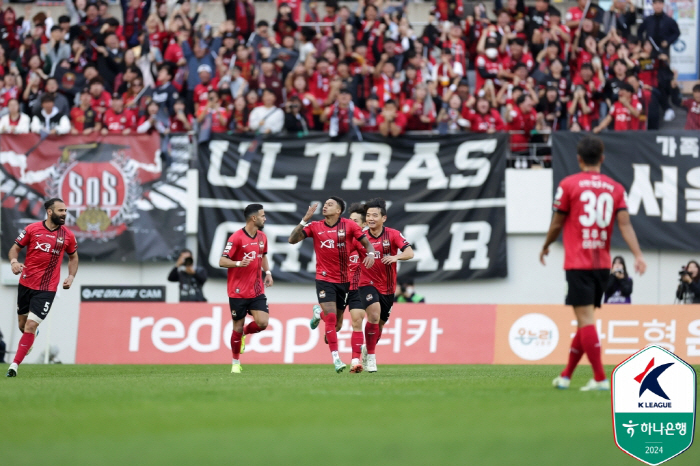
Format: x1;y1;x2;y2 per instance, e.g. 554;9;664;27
0;364;697;466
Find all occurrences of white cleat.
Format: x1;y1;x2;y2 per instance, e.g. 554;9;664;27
310;305;322;330
366;354;377;373
6;362;18;377
349;358;363;373
664;108;676;122
361;344;368;371
580;378;610;391
552;376;570;389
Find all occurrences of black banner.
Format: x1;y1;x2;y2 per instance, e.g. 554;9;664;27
552;131;700;251
80;286;166;302
0;134;187;261
198;133;508;282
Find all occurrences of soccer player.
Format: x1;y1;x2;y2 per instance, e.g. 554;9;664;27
358;198;413;373
6;198;78;377
219;204;274;374
346;203;369;373
540;136;646;391
288;197;375;373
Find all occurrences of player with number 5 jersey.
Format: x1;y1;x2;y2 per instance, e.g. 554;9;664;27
540;136;646;392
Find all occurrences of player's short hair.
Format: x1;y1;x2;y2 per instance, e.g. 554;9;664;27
348;202;365;221
516;94;530;106
44;198;64;211
693;84;700;93
577;135;604;166
329;196;346;214
244;203;264;219
364;198;387;216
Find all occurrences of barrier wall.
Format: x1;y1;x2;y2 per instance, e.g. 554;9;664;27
75;303;700;365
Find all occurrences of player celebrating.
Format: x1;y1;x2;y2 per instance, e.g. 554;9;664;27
540;136;646;391
358;198;413;373
219;204;274;374
346;203;369;373
6;198;78;377
288;197;375;373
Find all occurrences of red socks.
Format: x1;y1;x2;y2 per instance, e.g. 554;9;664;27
561;329;584;378
365;322;380;354
351;331;363;359
580;324;606;381
231;331;243;359
377;326;383;343
244;321;262;335
13;332;35;365
324;313;339;352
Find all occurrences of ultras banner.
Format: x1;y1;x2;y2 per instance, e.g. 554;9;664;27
198;133;508;282
0;134;187;261
552;131;700;251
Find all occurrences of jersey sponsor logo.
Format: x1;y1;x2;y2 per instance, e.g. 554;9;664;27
366;293;373;301
224;242;232;254
320;239;335;249
349;254;359;263
242;243;249;248
259;241;264;248
382;239;390;249
35;242;51;252
243;251;257;260
16;230;26;242
319;290;326;298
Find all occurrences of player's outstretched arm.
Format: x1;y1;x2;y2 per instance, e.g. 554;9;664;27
617;210;647;275
540;212;566;265
8;243;24;275
288;203;319;244
63;252;79;289
381;246;414;264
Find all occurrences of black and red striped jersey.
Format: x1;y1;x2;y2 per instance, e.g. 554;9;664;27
15;221;77;292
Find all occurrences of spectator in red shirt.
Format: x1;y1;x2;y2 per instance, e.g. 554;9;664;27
193;64;219;114
169;98;193;133
89;78;112;118
467;97;506;133
101;93;137;135
321;88;364;137
594;82;642;132
681;83;700;130
506;94;540;153
568;86;594;132
310;58;334;106
361;94;381;132
70;91;101;135
402;83;437;131
197;90;229;133
377;99;407;137
437;93;469;132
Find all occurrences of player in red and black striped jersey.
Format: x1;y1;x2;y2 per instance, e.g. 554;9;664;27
540;136;646;391
7;198;79;377
219;204;273;374
346;203;369;373
358;198;413;373
288;197;376;373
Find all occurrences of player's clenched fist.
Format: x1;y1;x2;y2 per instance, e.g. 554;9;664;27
11;261;24;275
63;275;75;289
239;259;252;267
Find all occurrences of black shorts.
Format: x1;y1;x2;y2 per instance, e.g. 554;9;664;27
229;294;268;321
347;289;363;311
359;286;395;322
565;269;610;308
315;280;349;311
17;284;56;322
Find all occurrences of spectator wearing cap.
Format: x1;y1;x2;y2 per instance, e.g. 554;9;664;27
377;99;407;137
70;90;101;135
101;93;136;134
193;64;220;114
198;89;230;133
41;26;71;76
248;88;284;134
182;30;221;94
32;78;71;118
322;88;364;137
638;0;680;56
0;99;30;134
30;93;70;135
594;82;642;133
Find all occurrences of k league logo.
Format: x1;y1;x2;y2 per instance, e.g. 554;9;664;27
612;345;696;465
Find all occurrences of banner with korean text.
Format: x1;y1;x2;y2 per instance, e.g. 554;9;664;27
552;131;700;251
198;132;508;283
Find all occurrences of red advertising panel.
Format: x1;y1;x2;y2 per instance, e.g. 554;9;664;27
76;303;497;364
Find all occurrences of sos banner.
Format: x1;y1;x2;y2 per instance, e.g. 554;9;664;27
75;302;700;365
198;133;508;282
0;134;187;261
552;131;700;251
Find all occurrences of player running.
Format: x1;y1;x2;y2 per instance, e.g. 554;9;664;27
288;197;375;373
6;198;79;377
358;198;413;373
346;203;369;373
540;136;646;391
219;204;273;374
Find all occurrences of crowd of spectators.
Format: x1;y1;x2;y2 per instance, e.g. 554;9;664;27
0;0;698;157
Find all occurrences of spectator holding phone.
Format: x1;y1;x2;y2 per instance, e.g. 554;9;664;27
604;256;633;304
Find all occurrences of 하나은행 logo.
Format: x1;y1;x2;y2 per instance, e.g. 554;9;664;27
612;345;696;465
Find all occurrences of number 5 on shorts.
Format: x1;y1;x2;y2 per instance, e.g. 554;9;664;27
44;302;50;312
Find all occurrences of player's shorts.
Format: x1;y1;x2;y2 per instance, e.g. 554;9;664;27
565;269;610;308
17;284;56;323
358;286;395;322
228;294;268;321
347;289;363;311
315;280;349;311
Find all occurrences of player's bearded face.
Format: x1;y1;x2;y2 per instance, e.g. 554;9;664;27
255;211;266;230
50;205;67;225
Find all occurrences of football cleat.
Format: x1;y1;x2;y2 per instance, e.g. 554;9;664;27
6;363;18;377
310;305;322;330
580;379;610;391
350;358;363;373
552;376;570;389
240;334;246;354
361;344;368;371
333;358;346;373
366;354;377;373
231;363;242;374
